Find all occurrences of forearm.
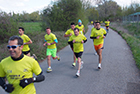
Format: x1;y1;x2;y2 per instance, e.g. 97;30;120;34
0;77;5;88
90;37;97;39
68;41;73;45
33;74;45;82
83;39;87;43
24;40;32;45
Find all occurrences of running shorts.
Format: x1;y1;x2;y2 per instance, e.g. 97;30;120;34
46;48;57;57
74;52;83;58
94;44;103;51
22;50;30;55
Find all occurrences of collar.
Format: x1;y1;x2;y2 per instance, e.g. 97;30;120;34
11;53;24;61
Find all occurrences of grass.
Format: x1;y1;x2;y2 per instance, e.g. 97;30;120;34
19;22;42;33
110;26;140;69
0;22;69;62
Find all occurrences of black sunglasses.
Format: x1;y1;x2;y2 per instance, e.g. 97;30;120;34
7;45;21;49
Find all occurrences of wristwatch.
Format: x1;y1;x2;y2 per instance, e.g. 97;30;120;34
33;77;36;82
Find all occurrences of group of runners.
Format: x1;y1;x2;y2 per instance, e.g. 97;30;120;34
0;19;109;93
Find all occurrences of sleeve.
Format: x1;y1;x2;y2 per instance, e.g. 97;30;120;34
32;60;42;76
25;35;31;42
90;30;95;37
103;29;107;35
0;63;6;77
65;30;69;35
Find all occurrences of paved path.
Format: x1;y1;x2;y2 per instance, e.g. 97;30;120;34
0;25;140;94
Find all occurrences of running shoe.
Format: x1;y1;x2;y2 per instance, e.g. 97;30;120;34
76;71;80;77
94;52;97;56
33;54;37;60
72;63;76;67
57;56;60;61
47;68;52;73
98;63;101;69
80;61;84;69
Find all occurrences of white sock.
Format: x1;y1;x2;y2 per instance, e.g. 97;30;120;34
49;66;51;69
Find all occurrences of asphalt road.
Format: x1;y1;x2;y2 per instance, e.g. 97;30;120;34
0;25;140;94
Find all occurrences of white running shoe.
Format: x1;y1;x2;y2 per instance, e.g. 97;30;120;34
98;63;101;69
80;61;84;69
94;52;97;56
76;71;80;77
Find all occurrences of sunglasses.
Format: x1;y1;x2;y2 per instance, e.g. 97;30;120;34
7;45;21;49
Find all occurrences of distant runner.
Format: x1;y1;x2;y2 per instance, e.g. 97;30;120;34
68;28;87;77
43;27;60;73
90;22;107;69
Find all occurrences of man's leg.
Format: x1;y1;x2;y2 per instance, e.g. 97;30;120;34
52;48;60;61
71;47;76;67
47;55;52;72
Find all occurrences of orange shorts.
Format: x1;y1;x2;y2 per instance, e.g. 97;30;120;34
94;44;103;51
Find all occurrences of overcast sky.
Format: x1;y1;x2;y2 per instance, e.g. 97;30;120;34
0;0;139;14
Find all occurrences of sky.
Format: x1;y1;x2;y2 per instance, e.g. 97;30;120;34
0;0;139;14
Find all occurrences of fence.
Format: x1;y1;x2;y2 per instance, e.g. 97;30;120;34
122;12;140;28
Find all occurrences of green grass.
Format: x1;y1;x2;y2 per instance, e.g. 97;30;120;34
110;26;140;69
19;22;42;33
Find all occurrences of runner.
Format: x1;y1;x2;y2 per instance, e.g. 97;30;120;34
0;35;45;94
91;21;97;56
43;27;60;73
91;21;93;25
18;27;37;60
75;19;85;35
105;19;110;33
64;22;77;67
68;28;87;77
90;22;107;69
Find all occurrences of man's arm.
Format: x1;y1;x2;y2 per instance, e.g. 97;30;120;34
24;40;32;45
0;77;14;93
19;71;45;88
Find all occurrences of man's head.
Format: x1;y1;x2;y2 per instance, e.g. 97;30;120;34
71;22;75;30
7;35;23;58
93;22;97;28
46;27;51;35
96;22;101;30
19;27;24;35
74;28;79;36
78;19;82;26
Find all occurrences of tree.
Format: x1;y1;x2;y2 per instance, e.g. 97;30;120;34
41;0;88;31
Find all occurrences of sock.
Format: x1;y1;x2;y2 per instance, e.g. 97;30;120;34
49;66;51;69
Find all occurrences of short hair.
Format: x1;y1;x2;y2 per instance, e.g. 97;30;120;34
9;35;23;45
46;27;50;30
71;22;75;25
74;28;79;31
19;27;24;31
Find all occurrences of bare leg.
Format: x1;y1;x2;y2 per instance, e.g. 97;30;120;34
47;55;51;67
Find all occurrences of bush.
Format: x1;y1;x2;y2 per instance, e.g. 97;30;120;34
0;11;20;43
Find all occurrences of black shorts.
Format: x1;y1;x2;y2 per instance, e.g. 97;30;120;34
74;52;83;58
106;26;109;28
22;50;30;55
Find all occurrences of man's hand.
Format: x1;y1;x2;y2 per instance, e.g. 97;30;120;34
3;84;14;93
96;36;100;39
20;78;33;88
73;40;75;43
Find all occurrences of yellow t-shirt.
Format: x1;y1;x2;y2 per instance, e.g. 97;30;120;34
0;55;42;94
65;28;74;39
68;34;87;53
75;24;84;34
20;34;31;52
90;28;106;45
105;21;110;26
44;33;57;49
